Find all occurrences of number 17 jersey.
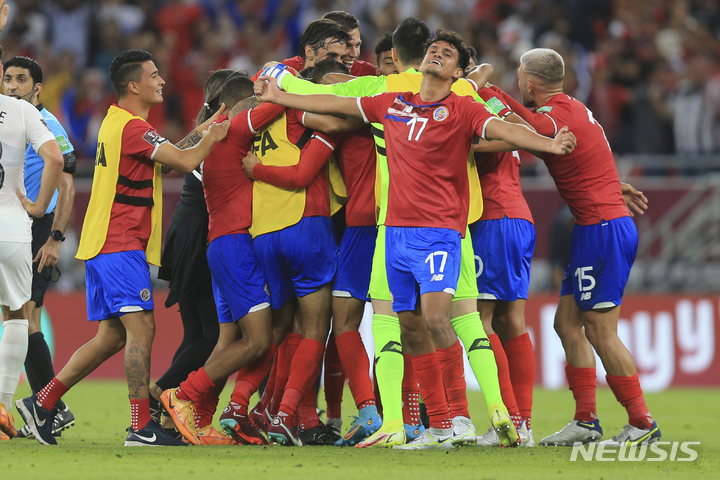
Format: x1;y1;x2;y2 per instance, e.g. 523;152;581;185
357;91;496;236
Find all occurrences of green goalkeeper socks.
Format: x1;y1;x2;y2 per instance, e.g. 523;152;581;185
451;311;507;418
372;313;405;428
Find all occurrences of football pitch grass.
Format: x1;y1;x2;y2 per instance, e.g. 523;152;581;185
3;382;718;480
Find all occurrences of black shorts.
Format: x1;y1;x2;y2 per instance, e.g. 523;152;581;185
30;212;54;307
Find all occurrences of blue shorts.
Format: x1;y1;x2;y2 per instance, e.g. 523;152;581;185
560;216;638;311
85;250;153;321
207;233;270;323
470;218;536;301
253;216;338;310
385;227;461;312
333;225;377;302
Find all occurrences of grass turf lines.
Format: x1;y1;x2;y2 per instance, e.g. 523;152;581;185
3;382;718;480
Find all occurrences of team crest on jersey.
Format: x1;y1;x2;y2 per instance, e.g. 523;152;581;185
433;106;449;122
264;284;271;297
140;288;151;302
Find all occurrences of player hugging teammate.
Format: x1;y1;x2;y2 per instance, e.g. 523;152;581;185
4;5;657;451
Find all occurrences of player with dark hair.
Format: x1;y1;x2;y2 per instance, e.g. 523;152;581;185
322;11;376;76
2;55;77;439
255;32;576;450
0;29;64;442
486;48;658;447
375;32;397;76
17;50;230;446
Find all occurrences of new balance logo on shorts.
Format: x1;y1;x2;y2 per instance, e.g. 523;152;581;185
581;292;592;300
468;338;492;352
430;274;444;281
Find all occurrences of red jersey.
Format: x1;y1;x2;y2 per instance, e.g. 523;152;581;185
332;125;377;227
358;91;497;235
203;103;285;243
350;60;377;77
491;89;628;225
475;150;533;223
252;108;336;218
100;116;167;255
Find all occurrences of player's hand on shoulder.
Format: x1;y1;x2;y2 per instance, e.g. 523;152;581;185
203;119;231;143
16;190;44;218
255;76;280;102
197;103;226;132
551;126;576;155
242;151;262;180
621;182;648;217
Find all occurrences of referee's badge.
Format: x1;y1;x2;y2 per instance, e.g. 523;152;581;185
433;106;449;122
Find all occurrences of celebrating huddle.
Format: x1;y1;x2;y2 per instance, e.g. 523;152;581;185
1;8;660;452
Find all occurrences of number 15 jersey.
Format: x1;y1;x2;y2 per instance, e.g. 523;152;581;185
357;91;496;236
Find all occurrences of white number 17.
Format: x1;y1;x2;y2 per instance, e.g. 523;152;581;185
407;117;428;141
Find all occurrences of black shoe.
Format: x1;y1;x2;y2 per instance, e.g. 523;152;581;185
298;423;341;445
15;395;57;445
52;404;75;436
124;420;188;446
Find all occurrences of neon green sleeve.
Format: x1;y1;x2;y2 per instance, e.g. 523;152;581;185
284;74;388;97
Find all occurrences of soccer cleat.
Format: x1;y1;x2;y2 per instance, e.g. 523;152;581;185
392;427;455;450
599;421;661;447
477;418;535;447
124;419;188;446
326;417;342;437
355;428;406;448
51;404;75;436
335;406;382;446
299;423;341;445
160;388;200;446
15;395;57;445
491;409;520;447
0;403;17;439
540;419;603;446
451;416;477;446
249;404;268;434
220;402;268;445
405;423;425;441
268;412;302;446
197;425;239;445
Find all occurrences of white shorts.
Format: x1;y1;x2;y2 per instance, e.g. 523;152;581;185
0;241;32;311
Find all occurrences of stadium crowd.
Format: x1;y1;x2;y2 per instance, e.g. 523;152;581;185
0;0;718;167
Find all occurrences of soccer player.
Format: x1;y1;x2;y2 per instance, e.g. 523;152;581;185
322;11;377;76
255;31;575;450
261;18;517;448
375;31;398;76
1;55;77;439
0;44;64;443
17;50;230;446
488;48;660;447
250;19;351;80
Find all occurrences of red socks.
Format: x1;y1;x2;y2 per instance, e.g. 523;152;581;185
37;377;69;411
271;333;301;414
606;374;653;429
130;398;151;431
231;345;276;406
177;367;216;403
411;352;452;430
435;340;470;418
566;365;597;422
488;333;519;416
504;333;535;419
323;334;345;418
336;331;376;410
195;392;219;428
402;354;420;426
278;338;325;417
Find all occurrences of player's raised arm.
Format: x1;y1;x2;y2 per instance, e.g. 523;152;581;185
485;120;576;156
255;76;363;119
153;120;231;174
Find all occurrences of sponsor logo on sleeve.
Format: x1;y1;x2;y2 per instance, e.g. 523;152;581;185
537;106;553;113
142;129;167;147
55;135;71;153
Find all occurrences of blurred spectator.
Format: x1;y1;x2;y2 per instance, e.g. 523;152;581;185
45;0;94;69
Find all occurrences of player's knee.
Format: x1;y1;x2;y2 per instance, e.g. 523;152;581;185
424;312;453;339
